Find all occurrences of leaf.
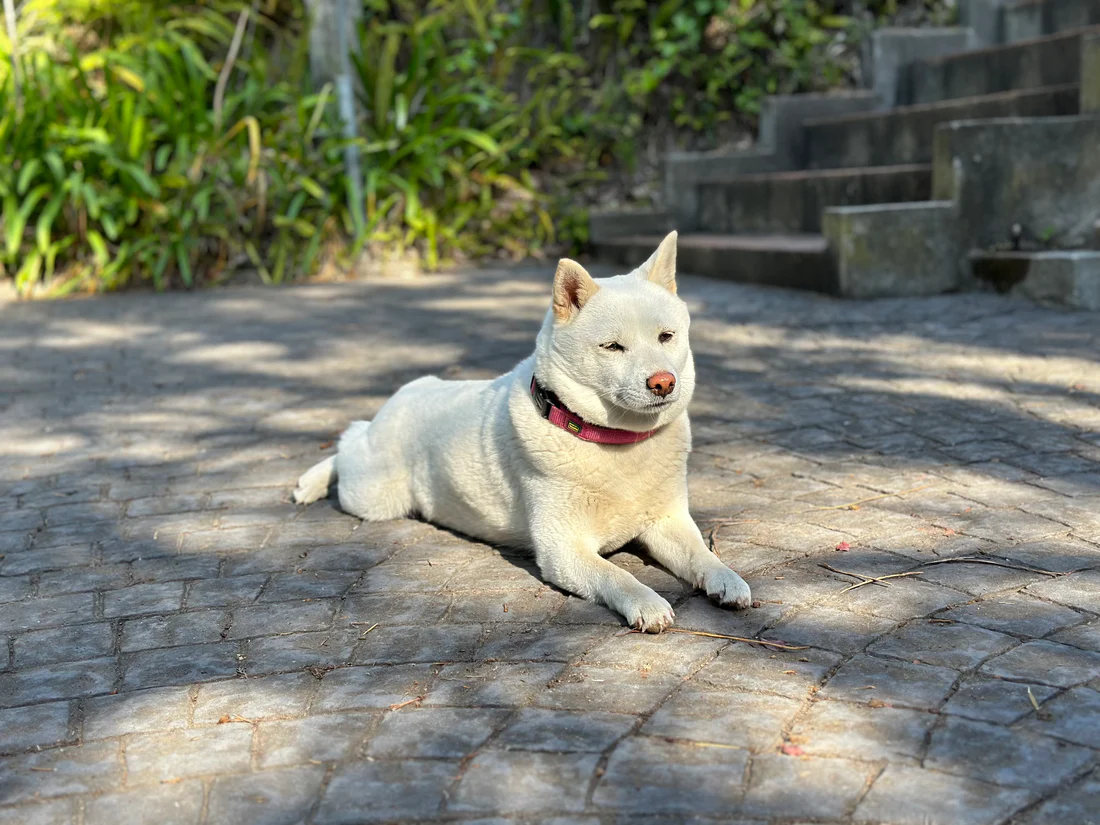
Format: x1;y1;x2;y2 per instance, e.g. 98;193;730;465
835;542;851;552
780;743;806;757
17;160;42;195
86;230;110;269
36;193;66;253
6;184;50;260
154;145;173;172
175;243;194;287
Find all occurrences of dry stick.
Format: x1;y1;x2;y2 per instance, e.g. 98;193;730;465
1027;686;1042;713
388;695;424;712
705;518;760;550
809;484;934;512
919;556;1066;578
840;571;923;594
819;562;891;589
213;6;251;134
656;627;809;651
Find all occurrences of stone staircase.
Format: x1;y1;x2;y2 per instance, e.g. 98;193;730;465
590;0;1100;308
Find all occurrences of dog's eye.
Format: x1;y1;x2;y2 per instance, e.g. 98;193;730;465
600;342;625;352
659;331;674;344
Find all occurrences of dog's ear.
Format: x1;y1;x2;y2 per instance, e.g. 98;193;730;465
552;259;599;322
637;230;678;293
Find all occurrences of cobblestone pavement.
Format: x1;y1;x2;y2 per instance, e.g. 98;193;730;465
2;266;1100;825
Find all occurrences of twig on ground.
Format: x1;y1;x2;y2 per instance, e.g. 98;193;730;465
918;556;1068;577
356;622;379;639
388;695;424;711
648;627;808;651
704;517;759;550
808;484;934;512
840;572;923;593
1027;686;1041;712
819;562;890;589
819;562;924;593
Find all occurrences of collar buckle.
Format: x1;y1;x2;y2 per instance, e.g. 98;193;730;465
530;376;552;419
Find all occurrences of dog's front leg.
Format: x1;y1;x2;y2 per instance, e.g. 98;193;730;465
534;538;675;633
638;512;752;609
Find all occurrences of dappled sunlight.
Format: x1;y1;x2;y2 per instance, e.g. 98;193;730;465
2;269;1100;822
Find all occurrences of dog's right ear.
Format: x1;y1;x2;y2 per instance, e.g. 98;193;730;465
552;259;599;322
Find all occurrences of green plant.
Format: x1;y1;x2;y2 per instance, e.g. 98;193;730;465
0;0;875;295
1;1;351;293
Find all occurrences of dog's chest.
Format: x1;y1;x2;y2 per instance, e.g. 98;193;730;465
564;436;688;544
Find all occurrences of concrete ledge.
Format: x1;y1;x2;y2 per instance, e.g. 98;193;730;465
663;149;780;232
960;0;1012;46
905;28;1086;105
864;28;976;106
1084;31;1100;112
588;210;672;244
663;92;879;229
971;250;1100;308
823;201;960;298
1004;0;1100;42
757;92;881;165
932;115;1100;250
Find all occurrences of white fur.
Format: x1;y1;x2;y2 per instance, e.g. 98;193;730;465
293;232;751;631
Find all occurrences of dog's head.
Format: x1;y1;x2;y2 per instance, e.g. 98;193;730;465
534;231;694;431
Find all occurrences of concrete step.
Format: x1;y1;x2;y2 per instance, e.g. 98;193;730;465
803;84;1080;169
906;27;1093;104
593;233;836;293
971;250;1100;309
697;165;932;234
1005;0;1100;42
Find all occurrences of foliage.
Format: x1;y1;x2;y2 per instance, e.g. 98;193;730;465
0;0;882;295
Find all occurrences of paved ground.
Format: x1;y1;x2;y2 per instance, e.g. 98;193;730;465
2;266;1100;825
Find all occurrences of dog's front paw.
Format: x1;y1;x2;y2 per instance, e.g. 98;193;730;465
703;565;752;609
622;590;675;633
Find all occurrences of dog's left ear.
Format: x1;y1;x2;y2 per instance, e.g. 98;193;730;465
553;259;599;322
636;230;678;294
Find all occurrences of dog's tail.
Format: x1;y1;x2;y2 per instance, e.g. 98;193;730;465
293;454;338;505
293;420;372;505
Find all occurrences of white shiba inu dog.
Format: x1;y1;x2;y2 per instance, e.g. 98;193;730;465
294;231;751;631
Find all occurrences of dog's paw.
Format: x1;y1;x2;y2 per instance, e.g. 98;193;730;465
703;565;752;609
622;590;675;633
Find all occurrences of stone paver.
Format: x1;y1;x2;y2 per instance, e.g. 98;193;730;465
2;269;1099;822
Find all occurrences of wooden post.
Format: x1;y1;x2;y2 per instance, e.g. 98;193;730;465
3;0;21;114
305;0;361;89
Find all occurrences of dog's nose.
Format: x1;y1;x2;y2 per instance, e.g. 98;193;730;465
647;371;676;397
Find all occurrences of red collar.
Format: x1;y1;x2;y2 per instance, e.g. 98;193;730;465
530;376;658;445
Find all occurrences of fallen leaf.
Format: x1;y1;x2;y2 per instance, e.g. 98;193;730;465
751;600;762;609
319;441;333;450
835;541;851;552
868;699;890;708
780;743;806;757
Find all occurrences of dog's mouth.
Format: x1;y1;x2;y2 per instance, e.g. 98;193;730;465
614;396;676;414
646;398;676;409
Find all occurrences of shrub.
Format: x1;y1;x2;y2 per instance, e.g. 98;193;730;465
0;0;879;295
